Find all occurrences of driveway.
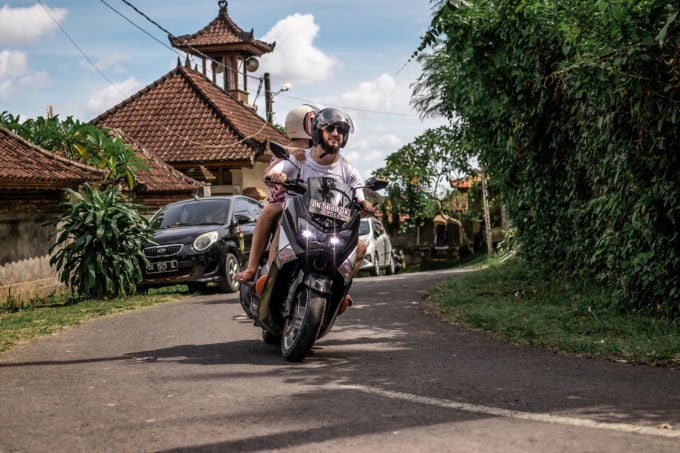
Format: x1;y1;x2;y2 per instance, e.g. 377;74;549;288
0;269;678;452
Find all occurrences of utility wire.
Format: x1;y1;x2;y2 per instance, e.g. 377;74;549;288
38;1;120;91
115;0;420;119
44;0;421;153
280;93;420;118
98;0;181;56
118;0;262;84
37;0;271;150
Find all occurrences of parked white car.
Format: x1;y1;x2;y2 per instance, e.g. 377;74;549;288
359;218;395;276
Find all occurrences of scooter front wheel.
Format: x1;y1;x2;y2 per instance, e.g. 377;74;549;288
281;287;326;362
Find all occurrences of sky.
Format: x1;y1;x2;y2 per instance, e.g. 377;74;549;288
0;0;447;179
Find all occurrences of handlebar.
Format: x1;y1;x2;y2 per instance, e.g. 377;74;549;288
264;176;307;194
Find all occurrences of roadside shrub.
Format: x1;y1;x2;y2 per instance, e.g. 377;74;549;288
47;185;153;299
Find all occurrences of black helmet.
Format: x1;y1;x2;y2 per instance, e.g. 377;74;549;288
311;108;354;148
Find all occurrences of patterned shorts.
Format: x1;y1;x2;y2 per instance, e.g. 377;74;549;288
268;185;286;205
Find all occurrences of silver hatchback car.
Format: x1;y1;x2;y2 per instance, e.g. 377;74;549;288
359;218;395;276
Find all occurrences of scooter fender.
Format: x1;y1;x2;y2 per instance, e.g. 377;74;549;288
304;274;332;295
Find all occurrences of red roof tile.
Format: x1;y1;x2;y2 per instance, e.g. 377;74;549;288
106;129;202;194
449;176;478;190
0;125;103;190
92;65;288;166
169;4;274;56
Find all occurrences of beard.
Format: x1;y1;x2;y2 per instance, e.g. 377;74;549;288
320;137;340;155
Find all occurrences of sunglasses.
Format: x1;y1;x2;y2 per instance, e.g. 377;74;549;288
323;124;349;135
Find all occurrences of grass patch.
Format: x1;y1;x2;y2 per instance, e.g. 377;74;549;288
0;287;189;354
426;258;680;367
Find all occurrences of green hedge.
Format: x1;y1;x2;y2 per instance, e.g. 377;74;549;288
414;0;679;318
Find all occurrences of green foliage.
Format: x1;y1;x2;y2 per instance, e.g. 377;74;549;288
373;125;475;233
0;112;148;189
414;0;680;319
47;185;153;299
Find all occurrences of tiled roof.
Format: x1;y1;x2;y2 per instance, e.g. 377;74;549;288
449;176;478;190
169;5;274;56
0;125;103;190
106;129;202;193
92;64;288;166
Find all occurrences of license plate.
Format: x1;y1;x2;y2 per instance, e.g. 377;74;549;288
309;199;351;222
147;260;178;274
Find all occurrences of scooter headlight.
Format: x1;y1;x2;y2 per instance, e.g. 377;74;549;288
298;219;350;249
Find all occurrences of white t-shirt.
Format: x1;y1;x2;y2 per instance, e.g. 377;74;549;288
270;148;365;202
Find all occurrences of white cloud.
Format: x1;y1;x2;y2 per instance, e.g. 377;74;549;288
20;71;50;88
0;49;28;77
0;4;67;44
0;79;11;98
79;53;129;74
258;14;336;84
87;77;141;114
335;72;448;178
0;50;29;99
340;73;398;112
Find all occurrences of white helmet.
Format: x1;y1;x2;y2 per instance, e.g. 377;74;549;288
284;104;318;140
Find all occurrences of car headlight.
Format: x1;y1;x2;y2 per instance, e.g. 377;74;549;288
193;231;219;251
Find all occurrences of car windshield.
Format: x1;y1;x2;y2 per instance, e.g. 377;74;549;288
359;219;370;235
151;199;231;229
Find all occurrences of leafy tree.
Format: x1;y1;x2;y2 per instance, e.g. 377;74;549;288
47;185;152;299
412;0;680;318
373;125;475;241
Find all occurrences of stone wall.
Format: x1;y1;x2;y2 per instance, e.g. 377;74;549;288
0;191;66;302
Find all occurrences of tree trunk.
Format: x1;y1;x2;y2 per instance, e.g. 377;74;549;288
481;170;493;257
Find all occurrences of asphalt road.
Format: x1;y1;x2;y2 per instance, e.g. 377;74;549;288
0;269;678;452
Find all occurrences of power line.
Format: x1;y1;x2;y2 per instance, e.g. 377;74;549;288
111;0;421;119
279;93;420;118
98;0;181;56
37;0;271;151
38;1;120;91
117;0;262;84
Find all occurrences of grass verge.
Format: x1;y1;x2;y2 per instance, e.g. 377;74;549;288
425;257;680;368
0;287;190;354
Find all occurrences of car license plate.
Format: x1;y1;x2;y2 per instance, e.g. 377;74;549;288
147;260;178;274
309;199;351;222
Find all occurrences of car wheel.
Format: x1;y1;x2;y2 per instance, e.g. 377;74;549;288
369;253;380;277
386;254;395;275
219;252;240;293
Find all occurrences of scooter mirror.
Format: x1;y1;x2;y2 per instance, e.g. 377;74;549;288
269;141;290;159
365;177;388;191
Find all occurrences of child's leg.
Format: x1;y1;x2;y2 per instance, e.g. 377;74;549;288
236;203;282;282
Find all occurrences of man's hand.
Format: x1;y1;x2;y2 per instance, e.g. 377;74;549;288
359;200;373;218
265;171;288;185
288;146;306;162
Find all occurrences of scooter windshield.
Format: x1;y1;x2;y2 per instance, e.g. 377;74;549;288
306;177;354;222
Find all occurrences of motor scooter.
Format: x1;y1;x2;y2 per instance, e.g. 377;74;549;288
239;142;387;361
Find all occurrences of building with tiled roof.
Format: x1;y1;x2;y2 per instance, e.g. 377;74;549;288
170;0;274;105
0;125;104;302
92;1;287;200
